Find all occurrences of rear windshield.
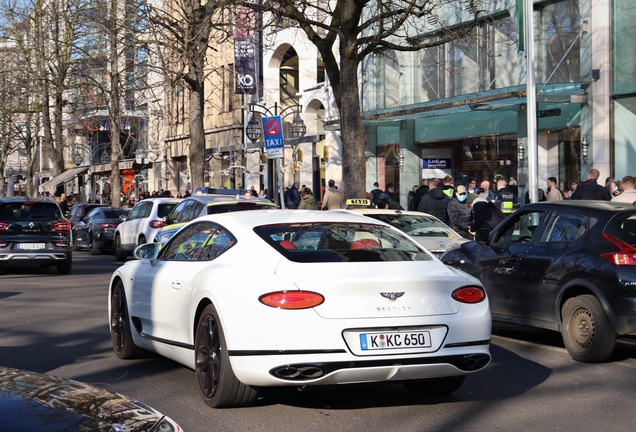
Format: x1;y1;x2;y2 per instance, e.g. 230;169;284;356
158;203;178;218
604;213;636;246
253;222;431;263
103;209;129;219
206;202;276;215
0;202;62;220
364;213;460;238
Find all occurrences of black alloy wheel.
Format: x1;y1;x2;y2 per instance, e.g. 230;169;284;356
110;281;145;359
195;304;258;408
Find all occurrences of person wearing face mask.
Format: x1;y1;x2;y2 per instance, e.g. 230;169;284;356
447;185;473;240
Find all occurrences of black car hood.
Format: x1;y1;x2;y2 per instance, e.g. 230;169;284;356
0;367;178;432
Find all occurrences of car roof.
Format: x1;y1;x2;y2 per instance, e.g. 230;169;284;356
338;208;439;218
0;197;56;204
193;209;394;231
522;200;636;213
183;193;275;206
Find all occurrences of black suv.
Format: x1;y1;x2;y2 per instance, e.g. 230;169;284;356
0;198;72;274
441;200;636;363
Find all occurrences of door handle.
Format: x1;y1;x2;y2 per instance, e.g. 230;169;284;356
171;281;181;290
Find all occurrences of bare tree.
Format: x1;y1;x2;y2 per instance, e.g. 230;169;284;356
249;0;484;199
143;0;234;190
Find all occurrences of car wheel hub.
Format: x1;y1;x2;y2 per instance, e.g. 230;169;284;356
572;309;594;347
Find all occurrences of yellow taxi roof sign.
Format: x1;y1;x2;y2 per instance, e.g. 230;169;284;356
346;198;372;206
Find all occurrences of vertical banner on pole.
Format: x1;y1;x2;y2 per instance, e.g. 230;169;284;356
233;3;256;94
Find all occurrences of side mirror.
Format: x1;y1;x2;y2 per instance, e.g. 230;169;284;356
133;242;160;260
119;214;127;221
474;229;490;244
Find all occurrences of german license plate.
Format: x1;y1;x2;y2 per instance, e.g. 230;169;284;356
360;331;431;351
18;243;45;250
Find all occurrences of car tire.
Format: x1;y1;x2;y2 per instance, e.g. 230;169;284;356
72;241;81;252
138;235;146;246
89;234;101;255
403;375;466;395
195;304;258;408
56;258;72;275
110;281;145;359
114;234;127;261
562;295;616;363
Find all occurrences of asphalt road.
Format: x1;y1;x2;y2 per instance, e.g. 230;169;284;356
1;252;636;432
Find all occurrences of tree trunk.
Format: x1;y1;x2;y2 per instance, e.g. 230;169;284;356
188;81;205;192
338;45;366;200
109;0;122;208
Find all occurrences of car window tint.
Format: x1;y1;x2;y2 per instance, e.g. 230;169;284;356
157;203;177;218
364;213;459;238
129;203;144;220
254;222;431;263
605;213;636;246
543;213;585;242
179;201;198;222
206;203;276;214
159;222;234;261
0;202;61;220
493;211;546;244
140;202;152;218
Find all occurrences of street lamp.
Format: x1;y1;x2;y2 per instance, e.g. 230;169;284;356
245;102;308;208
73;149;83;167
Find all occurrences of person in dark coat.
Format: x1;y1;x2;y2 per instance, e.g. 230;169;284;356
285;182;301;209
369;182;382;206
447;185;473;239
570;168;609;200
417;178;450;224
469;197;507;235
413;178;430;210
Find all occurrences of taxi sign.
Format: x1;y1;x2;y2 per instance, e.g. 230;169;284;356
262;116;284;159
346;198;372;207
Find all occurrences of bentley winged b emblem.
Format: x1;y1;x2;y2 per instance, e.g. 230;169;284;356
380;292;405;302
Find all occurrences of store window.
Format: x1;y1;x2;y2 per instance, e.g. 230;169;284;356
613;0;636;94
537;0;581;84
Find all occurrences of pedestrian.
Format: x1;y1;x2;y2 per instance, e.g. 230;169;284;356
379;182;398;203
469;195;507;236
298;187;315;209
605;177;621;200
567;180;579;198
417;178;450;224
612;175;636;202
285;182;301;209
57;193;69;216
369;182;382;206
441;175;455;199
321;179;343;210
493;178;520;214
413;178;429;210
546;177;564;201
479;180;495;202
467;178;479;195
570;168;609;200
447;185;473;240
407;185;418;211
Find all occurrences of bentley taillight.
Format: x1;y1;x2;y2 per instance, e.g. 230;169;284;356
601;233;636;265
452;286;486;303
259;291;325;309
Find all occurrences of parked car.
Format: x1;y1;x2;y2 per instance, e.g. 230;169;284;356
109;210;491;408
0;366;182;431
72;207;130;254
441;200;636;363
114;197;180;261
151;193;277;244
67;203;108;227
338;203;469;257
0;197;72;274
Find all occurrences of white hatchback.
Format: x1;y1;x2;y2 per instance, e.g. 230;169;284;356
108;210;491;408
113;197;180;260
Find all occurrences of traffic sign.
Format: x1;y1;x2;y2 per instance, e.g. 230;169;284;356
262;116;284;159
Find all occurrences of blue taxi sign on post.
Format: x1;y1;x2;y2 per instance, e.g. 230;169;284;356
262;116;284;159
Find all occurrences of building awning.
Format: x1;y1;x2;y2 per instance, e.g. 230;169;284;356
39;166;89;193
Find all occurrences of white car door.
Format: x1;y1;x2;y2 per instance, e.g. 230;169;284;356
132;221;235;345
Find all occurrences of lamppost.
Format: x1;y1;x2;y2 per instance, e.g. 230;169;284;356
134;145;161;201
245;102;308;208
